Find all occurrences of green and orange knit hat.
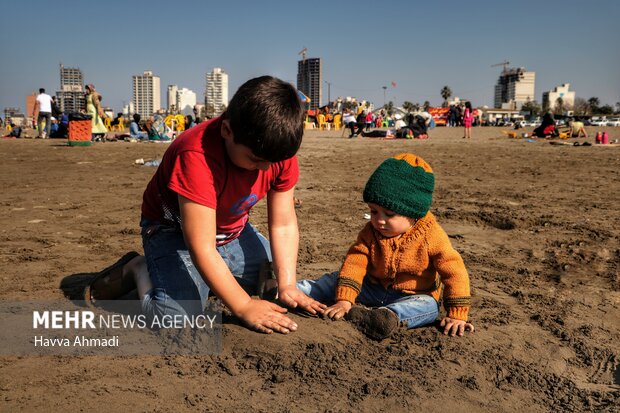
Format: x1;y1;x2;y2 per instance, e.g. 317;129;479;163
363;153;435;218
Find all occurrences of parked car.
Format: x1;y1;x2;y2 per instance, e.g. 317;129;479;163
606;117;620;127
590;119;608;127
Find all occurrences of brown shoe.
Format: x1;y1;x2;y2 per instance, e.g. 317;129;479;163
85;251;140;304
345;306;400;340
257;261;278;300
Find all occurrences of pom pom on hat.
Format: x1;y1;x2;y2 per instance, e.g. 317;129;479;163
363;153;435;218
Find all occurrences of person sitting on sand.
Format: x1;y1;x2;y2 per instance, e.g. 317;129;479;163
87;76;325;334
1;123;21;138
532;113;558;138
567;118;588;138
407;113;429;139
343;108;364;138
129;114;148;141
297;153;474;340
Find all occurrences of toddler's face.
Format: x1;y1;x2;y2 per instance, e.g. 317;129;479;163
367;203;416;238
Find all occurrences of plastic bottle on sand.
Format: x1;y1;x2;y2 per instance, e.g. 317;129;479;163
144;159;161;167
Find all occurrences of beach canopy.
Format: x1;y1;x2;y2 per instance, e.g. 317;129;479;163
297;90;310;103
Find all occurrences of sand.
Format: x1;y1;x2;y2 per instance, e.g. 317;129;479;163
0;125;619;412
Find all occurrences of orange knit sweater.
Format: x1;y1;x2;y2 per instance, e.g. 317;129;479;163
336;212;471;321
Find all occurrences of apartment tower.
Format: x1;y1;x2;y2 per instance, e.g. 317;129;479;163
205;68;229;116
132;70;161;117
167;85;178;112
542;83;575;112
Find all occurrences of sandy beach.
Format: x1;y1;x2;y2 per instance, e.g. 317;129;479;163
0;125;618;412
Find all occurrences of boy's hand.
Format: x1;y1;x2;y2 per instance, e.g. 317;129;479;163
440;317;475;337
323;300;352;320
237;299;298;334
278;285;326;315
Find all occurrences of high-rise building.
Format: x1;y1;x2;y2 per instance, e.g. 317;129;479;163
132;70;161;117
167;85;178;112
493;67;535;110
542;83;575;112
205;68;228;116
297;57;322;110
167;85;197;116
56;64;85;114
176;88;197;116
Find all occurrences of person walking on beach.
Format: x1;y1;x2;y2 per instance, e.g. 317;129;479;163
87;76;325;334
33;88;53;138
297;153;474;340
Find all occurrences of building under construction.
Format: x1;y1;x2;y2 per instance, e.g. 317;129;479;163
297;56;322;110
56;64;86;114
493;67;535;110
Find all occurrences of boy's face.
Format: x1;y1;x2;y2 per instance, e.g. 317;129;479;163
221;120;273;171
367;202;416;238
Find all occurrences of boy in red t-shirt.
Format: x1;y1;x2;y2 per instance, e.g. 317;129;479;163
88;76;325;334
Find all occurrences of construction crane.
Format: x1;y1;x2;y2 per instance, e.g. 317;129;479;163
491;60;510;72
298;47;308;62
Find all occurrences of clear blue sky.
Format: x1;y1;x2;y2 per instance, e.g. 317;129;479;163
1;0;619;113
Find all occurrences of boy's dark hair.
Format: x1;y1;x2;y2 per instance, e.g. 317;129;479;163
224;76;304;162
39;88;45;93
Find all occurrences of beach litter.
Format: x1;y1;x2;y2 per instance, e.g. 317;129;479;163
135;158;161;166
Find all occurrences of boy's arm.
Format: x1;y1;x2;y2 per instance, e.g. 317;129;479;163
267;187;326;315
179;195;298;334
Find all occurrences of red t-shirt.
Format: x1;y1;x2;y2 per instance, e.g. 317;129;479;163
141;116;299;237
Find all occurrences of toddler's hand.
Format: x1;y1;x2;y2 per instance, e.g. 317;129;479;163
323;300;352;320
278;285;326;315
440;317;475;337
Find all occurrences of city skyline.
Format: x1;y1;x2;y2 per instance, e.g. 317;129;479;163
1;0;618;115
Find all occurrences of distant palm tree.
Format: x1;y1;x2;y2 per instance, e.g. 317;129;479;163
423;101;430;111
440;86;452;107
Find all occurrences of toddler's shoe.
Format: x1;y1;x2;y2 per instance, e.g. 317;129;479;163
346;306;399;340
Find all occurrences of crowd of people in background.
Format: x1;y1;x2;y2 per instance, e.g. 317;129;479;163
2;84;202;142
3;88;613;143
311;102;445;140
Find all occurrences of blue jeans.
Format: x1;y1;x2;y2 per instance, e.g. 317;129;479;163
37;112;51;137
140;219;271;319
297;272;439;329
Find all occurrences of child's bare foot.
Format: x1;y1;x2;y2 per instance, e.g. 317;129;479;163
345;306;399;340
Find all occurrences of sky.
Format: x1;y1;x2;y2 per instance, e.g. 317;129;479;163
1;0;619;114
